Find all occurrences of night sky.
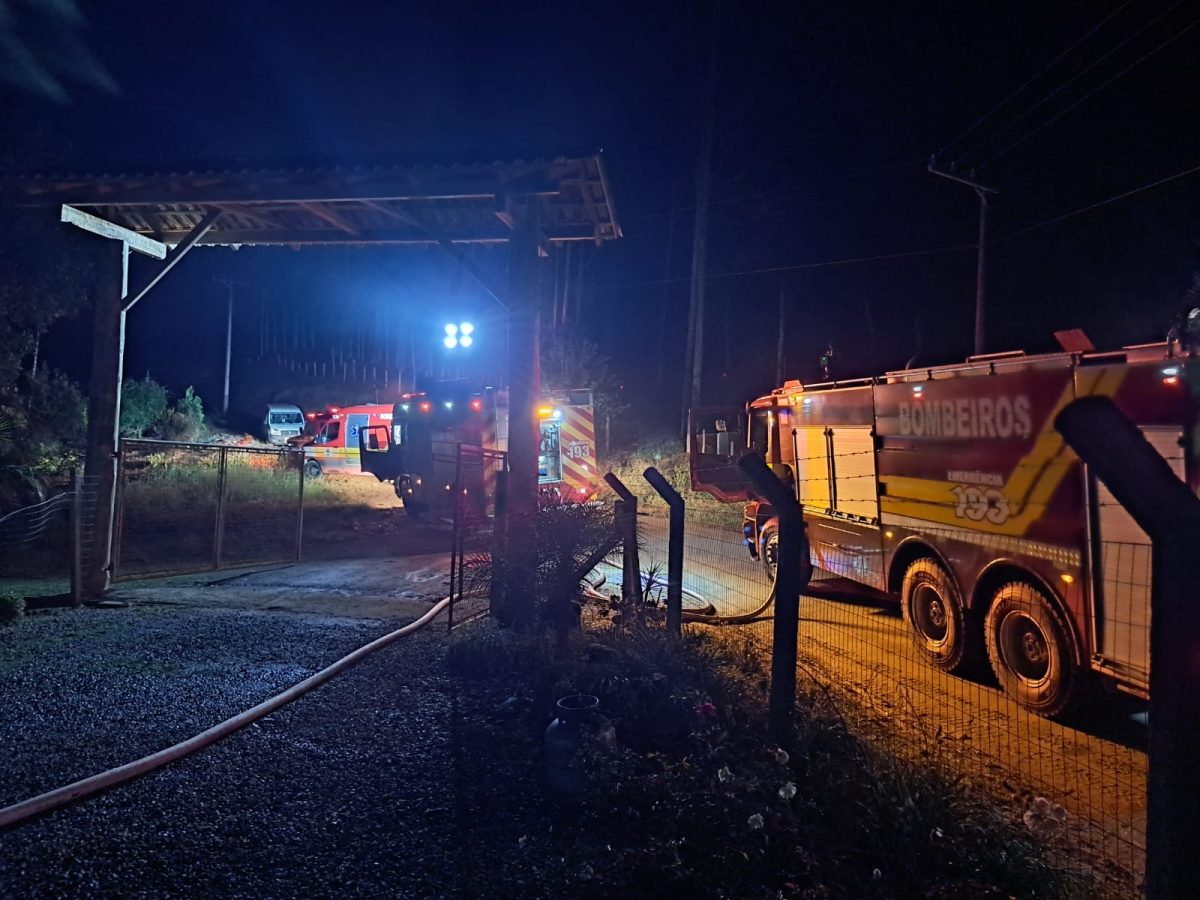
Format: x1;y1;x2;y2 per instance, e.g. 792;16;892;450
3;1;1198;427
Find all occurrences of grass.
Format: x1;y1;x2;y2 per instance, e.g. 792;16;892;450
122;459;360;513
604;439;744;529
449;614;1079;899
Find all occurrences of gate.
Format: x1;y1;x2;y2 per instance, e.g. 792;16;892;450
113;439;304;580
447;443;507;629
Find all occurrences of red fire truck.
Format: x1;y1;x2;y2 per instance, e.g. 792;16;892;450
359;384;598;515
690;343;1197;716
298;404;393;479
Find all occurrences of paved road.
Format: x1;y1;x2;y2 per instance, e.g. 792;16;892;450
631;514;1148;891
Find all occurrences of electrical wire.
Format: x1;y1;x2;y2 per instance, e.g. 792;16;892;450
979;13;1200;167
960;1;1183;164
938;0;1134;160
989;161;1200;244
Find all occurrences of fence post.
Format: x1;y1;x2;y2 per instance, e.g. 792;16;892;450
642;466;684;638
603;473;640;604
490;469;510;620
293;448;305;562
213;446;228;569
737;453;812;744
1056;396;1200;899
70;468;83;608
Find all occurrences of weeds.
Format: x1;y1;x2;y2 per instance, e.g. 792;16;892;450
450;617;1077;898
0;590;25;624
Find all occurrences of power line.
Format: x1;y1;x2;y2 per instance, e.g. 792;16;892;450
989;160;1200;244
979;12;1199;167
597;160;1200;292
596;241;976;291
623;157;921;224
959;1;1182;164
938;0;1133;159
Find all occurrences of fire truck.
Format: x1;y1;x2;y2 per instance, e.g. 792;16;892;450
359;384;598;516
690;343;1197;716
298;404;393;479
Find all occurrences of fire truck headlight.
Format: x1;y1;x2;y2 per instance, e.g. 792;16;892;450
444;323;458;336
459;334;473;348
443;335;458;349
460;322;474;336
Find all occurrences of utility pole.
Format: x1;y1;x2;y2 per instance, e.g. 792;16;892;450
775;281;786;385
928;159;996;356
214;277;242;418
682;16;717;433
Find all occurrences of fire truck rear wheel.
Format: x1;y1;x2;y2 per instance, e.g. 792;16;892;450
759;521;780;582
984;582;1075;718
901;558;975;674
303;459;322;481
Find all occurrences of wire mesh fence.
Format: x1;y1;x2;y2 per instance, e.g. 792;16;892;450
629;486;1149;897
448;445;507;630
114;439;304;580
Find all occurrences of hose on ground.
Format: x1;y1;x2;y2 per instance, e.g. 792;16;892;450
582;564;779;625
0;594;456;832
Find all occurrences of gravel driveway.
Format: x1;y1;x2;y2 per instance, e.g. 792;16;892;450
0;605;461;898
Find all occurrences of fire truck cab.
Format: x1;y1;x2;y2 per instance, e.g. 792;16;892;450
300;404;393;480
690;343;1198;716
359;384;598;516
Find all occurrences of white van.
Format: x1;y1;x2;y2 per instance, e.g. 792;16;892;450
263;404;305;445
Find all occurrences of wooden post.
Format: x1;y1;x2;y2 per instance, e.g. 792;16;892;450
1056;396;1200;899
737;453;812;744
494;217;541;627
70;468;83;608
490;469;510;620
643;466;684;637
294;448;305;562
213;447;228;569
81;242;128;598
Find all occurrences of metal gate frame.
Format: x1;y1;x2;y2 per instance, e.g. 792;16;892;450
112;438;305;581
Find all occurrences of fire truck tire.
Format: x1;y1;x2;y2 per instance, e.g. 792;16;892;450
900;558;975;674
303;459;322;481
984;582;1075;718
759;521;780;582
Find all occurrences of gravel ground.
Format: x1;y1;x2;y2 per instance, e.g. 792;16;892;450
0;605;463;898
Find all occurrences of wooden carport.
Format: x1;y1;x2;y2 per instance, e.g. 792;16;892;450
2;155;622;596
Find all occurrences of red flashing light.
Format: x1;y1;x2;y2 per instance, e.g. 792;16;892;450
418;400;433;414
469;397;484;413
1164;376;1180;386
305;412;316;420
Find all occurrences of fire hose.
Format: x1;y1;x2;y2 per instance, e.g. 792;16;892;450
0;595;455;832
583;563;779;625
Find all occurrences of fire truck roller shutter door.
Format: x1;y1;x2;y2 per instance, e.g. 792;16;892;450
793;426;832;513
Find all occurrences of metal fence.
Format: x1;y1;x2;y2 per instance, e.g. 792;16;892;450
113;439;304;580
630;505;1147;897
448;444;508;630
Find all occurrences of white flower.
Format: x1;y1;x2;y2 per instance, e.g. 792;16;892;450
717;766;733;784
771;747;790;765
778;782;797;800
930;827;943;840
747;813;765;830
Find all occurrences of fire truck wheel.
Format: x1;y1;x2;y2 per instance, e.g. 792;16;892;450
985;582;1075;717
901;558;973;673
303;459;322;481
759;520;780;582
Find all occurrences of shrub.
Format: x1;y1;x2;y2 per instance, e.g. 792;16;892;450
158;386;205;441
120;376;168;437
0;590;25;624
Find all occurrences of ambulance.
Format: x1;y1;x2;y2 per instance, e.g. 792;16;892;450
300;404;393;479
